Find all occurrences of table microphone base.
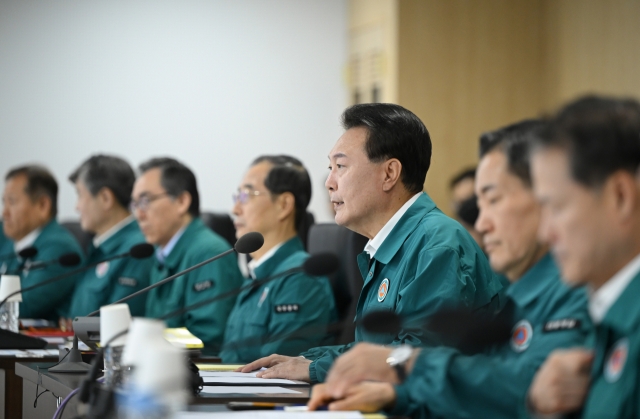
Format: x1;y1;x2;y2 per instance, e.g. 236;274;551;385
49;336;92;373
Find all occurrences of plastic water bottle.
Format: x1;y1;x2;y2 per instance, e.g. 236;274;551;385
0;301;19;332
0;275;21;332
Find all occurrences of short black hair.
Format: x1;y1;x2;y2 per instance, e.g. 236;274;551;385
341;103;431;194
534;95;640;188
251;155;312;230
138;157;200;217
449;167;477;190
479;119;547;187
5;165;58;218
69;154;136;209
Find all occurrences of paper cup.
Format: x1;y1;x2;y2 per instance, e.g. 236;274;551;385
0;275;22;302
122;318;167;366
133;343;187;399
100;304;131;347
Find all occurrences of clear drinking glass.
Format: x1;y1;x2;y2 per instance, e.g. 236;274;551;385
0;301;19;333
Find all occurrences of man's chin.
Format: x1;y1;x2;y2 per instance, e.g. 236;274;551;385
141;234;158;246
333;212;348;227
558;267;588;288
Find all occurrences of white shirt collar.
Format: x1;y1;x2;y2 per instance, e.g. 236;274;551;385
364;192;422;259
247;242;285;279
93;215;135;248
14;227;42;253
589;251;640;324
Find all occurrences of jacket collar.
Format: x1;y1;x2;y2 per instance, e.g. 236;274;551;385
373;192;437;265
506;253;561;308
253;237;304;279
93;215;136;250
600;269;640;334
160;218;205;270
14;219;57;252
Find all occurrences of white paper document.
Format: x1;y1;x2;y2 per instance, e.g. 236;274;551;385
0;349;59;357
200;371;304;385
200;371;260;378
203;377;301;385
176;411;363;418
200;386;302;394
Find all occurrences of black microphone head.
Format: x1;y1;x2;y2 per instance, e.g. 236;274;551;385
424;306;513;354
360;310;402;335
18;246;38;259
129;243;155;259
234;232;264;254
59;252;82;267
303;253;340;276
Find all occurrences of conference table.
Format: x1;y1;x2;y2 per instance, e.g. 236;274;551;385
15;361;313;419
0;351;58;419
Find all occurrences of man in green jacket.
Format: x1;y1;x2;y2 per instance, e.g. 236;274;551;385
527;96;640;418
219;155;337;363
240;103;504;382
307;120;592;418
66;155;153;318
1;165;83;320
131;157;243;354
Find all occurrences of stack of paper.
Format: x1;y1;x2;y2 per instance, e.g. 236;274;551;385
198;370;307;394
176;412;367;418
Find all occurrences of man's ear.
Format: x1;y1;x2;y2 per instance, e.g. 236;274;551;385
276;192;296;222
381;158;403;192
34;194;52;222
175;191;193;216
607;170;638;224
97;187;116;210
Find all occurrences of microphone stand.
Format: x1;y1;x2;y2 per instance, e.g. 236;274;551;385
85;248;237;317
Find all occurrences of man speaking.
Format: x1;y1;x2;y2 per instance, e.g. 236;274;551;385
241;103;504;382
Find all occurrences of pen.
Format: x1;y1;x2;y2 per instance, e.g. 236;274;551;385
227;402;285;410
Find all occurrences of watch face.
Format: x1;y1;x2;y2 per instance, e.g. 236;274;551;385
388;345;413;365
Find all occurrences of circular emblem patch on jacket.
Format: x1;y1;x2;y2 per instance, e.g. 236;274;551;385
378;278;390;302
95;261;110;278
605;338;628;383
510;320;533;352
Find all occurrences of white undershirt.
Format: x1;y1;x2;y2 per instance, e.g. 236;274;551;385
364;192;422;259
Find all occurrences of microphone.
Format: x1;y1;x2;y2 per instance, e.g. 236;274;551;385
161;252;340;321
74;252;339;350
21;252;82;272
359;304;514;354
0;246;38;262
85;232;265;317
0;243;155;310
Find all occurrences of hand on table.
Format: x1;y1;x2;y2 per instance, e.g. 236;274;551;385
324;343;403;399
307;382;396;412
236;354;312;382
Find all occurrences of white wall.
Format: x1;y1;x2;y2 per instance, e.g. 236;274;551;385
0;0;347;222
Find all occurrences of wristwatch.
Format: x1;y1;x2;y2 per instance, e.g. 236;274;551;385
386;345;413;383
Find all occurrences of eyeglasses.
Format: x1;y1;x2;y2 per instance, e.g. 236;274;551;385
232;189;264;205
130;192;170;212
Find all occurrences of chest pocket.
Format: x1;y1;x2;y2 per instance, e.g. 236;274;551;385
85;264;112;293
233;302;270;343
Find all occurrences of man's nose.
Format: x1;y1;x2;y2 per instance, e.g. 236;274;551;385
325;172;336;191
232;200;242;216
